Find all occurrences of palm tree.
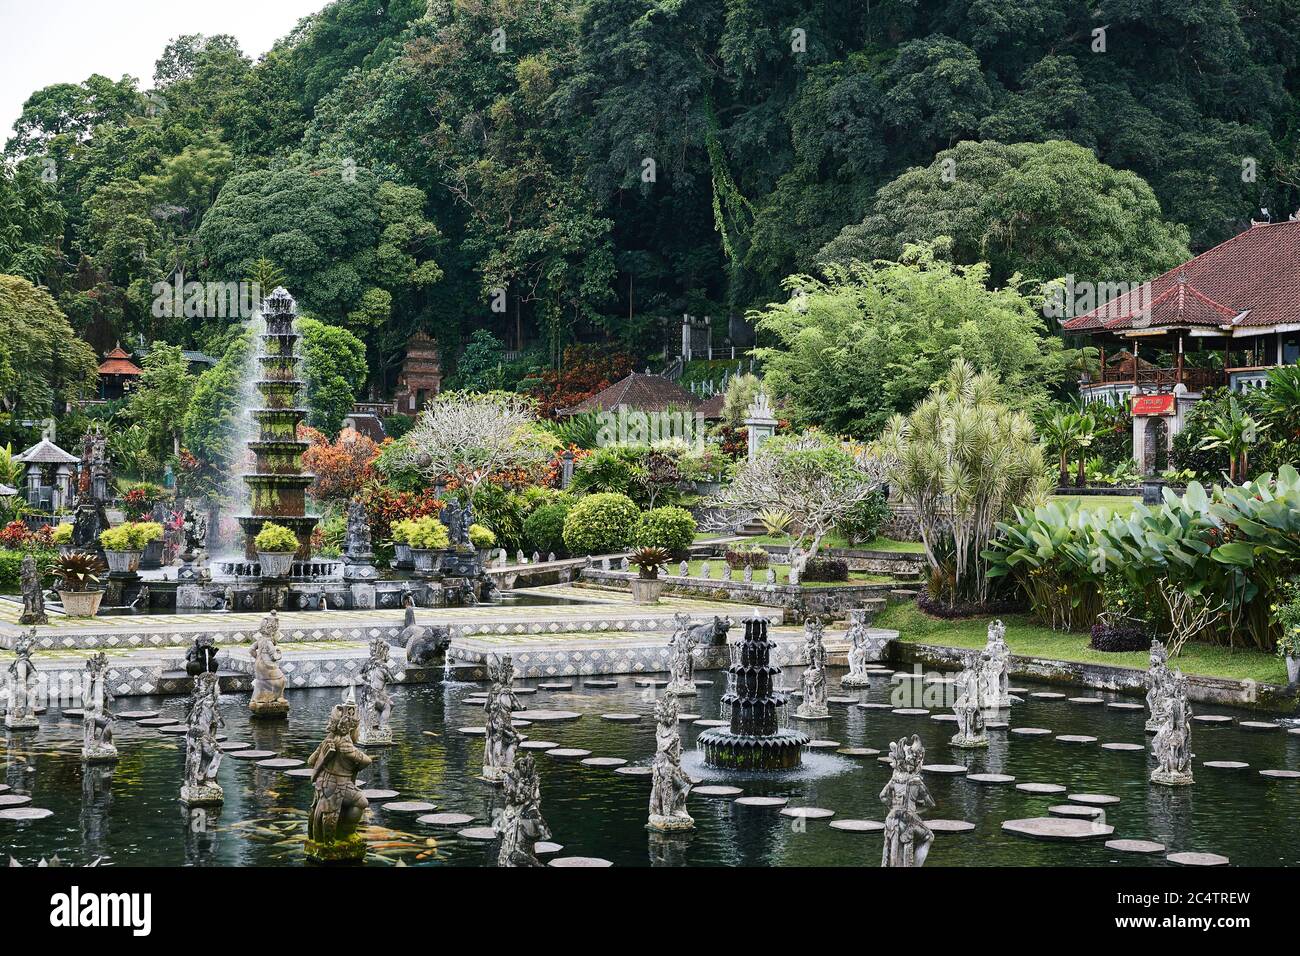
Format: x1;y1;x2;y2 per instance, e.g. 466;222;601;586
1072;411;1099;487
1040;410;1080;488
1197;397;1267;482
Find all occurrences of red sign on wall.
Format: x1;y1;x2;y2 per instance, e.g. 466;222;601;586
1132;394;1175;416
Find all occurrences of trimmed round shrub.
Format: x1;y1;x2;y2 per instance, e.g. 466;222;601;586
802;556;849;582
468;523;496;549
524;503;570;556
634;506;696;554
562;493;638;555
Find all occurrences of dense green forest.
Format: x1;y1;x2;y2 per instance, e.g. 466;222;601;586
2;0;1297;398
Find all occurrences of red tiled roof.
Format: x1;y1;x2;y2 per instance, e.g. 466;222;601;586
1062;220;1300;335
559;372;701;416
697;392;725;420
97;345;142;377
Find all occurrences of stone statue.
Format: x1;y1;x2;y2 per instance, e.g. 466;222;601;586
665;612;699;696
305;693;373;862
880;734;934;867
131;585;150;612
481;654;521;783
82;652;118;763
495;753;550;867
440;500;465;547
357;637;396;746
181;502;207;557
180;673;225;806
795;619;829;719
249;611;289;718
950;653;988;749
402;605;451;666
185;633;220;676
344;500;372;559
4;629;40;729
648;692;695;832
980;619;1011;710
842;608;875;687
1145;640;1171;733
18;555;46;625
1151;671;1194;786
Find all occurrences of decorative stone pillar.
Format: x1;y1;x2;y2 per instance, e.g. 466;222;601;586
744;391;777;460
560;449;575;489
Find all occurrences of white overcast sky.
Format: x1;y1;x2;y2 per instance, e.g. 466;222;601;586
0;0;327;143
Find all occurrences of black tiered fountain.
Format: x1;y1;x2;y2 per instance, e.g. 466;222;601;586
235;287;319;565
699;618;808;770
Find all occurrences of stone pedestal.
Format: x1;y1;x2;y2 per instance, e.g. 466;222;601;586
647;813;695;833
359;727;392;748
4;714;40;730
950;732;989;749
1150;769;1194;787
180;783;224;808
343;561;377;582
83;744;119;764
665;680;697;697
349;583;376;609
305;833;367;864
249;700;289;719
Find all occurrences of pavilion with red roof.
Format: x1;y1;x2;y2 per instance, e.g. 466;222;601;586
1063;220;1300;472
96;344;142;400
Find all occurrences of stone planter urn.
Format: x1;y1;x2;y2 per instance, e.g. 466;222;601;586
393;542;412;568
140;537;165;570
410;548;441;574
1287;654;1300;686
103;550;142;574
258;551;295;579
630;577;666;604
58;589;104;617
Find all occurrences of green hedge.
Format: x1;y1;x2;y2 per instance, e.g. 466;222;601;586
563;493;639;555
524;503;570;556
0;548;56;592
634;506;696;554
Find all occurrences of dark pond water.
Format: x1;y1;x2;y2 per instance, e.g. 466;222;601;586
2;669;1298;867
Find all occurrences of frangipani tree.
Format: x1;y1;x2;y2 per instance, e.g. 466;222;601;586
876;359;1051;606
707;431;884;561
380;391;553;500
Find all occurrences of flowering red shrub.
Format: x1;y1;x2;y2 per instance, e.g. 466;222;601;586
528;344;635;418
301;425;381;503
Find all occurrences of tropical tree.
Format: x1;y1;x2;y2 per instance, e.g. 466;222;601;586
1197;397;1266;482
1039;410;1081;488
126;342;196;459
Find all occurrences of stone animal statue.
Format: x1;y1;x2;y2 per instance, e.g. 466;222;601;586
401;605;452;666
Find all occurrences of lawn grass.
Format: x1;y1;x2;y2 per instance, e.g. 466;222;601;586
1047;494;1141;517
682;559;893;587
745;533;925;554
875;601;1287;685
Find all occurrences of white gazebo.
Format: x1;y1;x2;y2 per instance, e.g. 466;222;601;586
14;438;80;512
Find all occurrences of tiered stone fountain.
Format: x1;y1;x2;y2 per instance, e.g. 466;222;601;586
699;618;808;770
235;287;319;567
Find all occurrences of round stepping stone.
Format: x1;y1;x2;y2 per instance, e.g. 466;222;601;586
1203;760;1249;770
513;688;537;696
1068;793;1120;806
694;719;729;727
1068;697;1104;705
61;708;84;718
534;842;562;854
614;765;653;777
780;806;835;820
807;739;840;749
827;696;859;705
1030;692;1066;700
0;784;8;793
1016;783;1066;795
837;747;880;757
1010;727;1051;737
139;717;178;727
1055;735;1097;744
677;713;701;722
580;757;627;768
537;683;572;691
219;741;250;752
360;789;399;800
856;702;894;710
227;750;276;760
985;721;1009;729
968;773;1015;784
1008;687;1029;694
284;768;315;778
545;748;591;759
1106;839;1165;854
549;857;612;867
1049;804;1102;819
829;819;884;833
1288;727;1300;736
922;764;968;775
1193;714;1234;724
1100;742;1145;751
1240;720;1281;732
1002;817;1113;840
694;785;743;797
733;796;788;808
118;710;160;720
927;819;976;833
157;725;187;735
930;714;958;723
600;713;640;722
257;758;305;770
633;679;668;688
458;726;486;736
1259;769;1300;779
513;710;581;722
892;708;930;716
1167;851;1229;867
382;801;436;814
584;680;618;688
0;807;52;821
519;740;558;750
0;794;32;808
418;813;474;827
458;827;497;841
1106;702;1144;711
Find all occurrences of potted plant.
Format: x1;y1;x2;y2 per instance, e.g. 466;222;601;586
1273;582;1300;685
254;522;300;578
469;523;496;562
52;551;107;617
629;545;672;604
405;516;450;573
390;518;415;568
99;521;164;573
51;522;74;555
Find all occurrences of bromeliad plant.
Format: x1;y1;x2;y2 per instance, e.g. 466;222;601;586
51;551;106;592
629;546;672;580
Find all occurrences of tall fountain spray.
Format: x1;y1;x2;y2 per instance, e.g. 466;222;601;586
235;288;318;563
699;617;808;770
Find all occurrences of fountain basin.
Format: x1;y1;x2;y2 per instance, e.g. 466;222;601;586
698;728;810;771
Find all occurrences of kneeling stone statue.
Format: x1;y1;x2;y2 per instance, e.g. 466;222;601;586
305;692;373;863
